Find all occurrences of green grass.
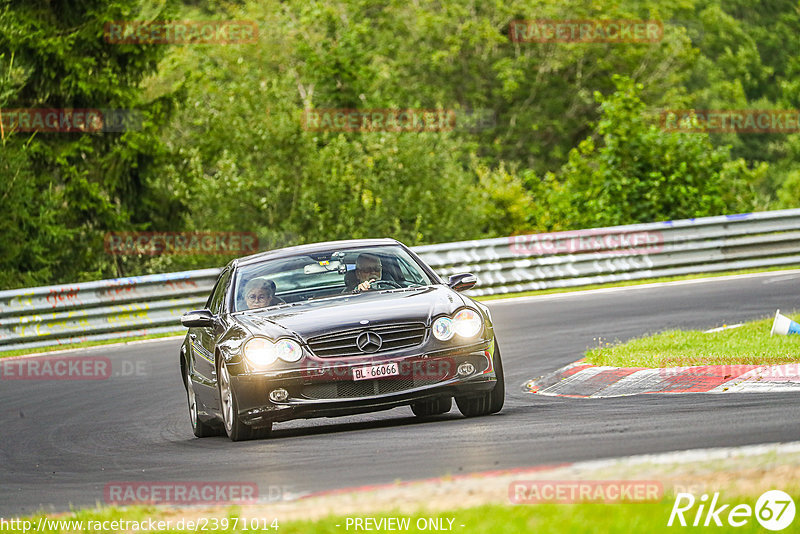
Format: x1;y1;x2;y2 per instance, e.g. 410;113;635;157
475;264;800;302
14;495;797;533
586;314;800;368
12;445;800;533
0;331;182;359
277;501;796;533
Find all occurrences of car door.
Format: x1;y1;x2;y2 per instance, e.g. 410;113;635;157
190;267;232;410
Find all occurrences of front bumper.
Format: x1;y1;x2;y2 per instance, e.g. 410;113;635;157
228;341;496;425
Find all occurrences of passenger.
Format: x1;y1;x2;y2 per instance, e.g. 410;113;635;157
243;278;283;309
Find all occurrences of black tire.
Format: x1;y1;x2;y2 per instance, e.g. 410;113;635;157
411;396;452;417
455;345;505;417
184;359;220;438
218;359;272;441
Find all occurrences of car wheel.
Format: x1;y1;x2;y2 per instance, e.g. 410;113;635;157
218;359;272;441
455;345;505;417
411;396;452;417
184;360;220;438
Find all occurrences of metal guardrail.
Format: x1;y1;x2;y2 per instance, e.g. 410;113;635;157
0;270;219;352
2;209;799;352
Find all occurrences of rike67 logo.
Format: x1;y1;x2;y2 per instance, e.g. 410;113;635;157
668;490;795;530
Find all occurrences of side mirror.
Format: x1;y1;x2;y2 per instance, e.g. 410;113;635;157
448;273;478;292
181;309;216;328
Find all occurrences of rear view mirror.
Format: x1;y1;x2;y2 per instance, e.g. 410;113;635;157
303;260;343;274
181;309;215;328
448;273;478;292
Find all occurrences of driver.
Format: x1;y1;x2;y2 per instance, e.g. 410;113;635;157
242;278;283;309
350;253;383;292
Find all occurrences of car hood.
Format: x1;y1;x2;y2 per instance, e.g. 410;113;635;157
233;286;468;341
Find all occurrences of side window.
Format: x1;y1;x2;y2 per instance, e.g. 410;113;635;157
208;269;232;314
204;280;219;309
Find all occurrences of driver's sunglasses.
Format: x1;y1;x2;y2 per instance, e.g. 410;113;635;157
357;265;381;275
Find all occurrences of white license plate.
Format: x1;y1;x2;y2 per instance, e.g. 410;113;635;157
352;362;399;381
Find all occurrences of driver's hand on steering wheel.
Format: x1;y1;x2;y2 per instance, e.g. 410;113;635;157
356;278;376;292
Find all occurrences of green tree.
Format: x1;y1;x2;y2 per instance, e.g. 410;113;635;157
0;0;179;286
553;76;765;228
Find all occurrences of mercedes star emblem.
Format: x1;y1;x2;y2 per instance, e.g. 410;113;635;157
356;331;383;353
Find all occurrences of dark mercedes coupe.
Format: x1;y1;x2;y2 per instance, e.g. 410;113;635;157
179;238;504;441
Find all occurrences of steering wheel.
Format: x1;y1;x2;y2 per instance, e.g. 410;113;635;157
367;279;402;290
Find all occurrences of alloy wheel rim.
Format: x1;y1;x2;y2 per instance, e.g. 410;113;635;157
219;363;233;433
187;373;198;427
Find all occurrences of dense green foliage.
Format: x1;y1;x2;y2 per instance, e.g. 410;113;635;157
1;0;799;288
0;0;182;286
553;76;768;228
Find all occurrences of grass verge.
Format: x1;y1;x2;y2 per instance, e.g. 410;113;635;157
586;313;800;367
14;444;800;533
18;502;790;533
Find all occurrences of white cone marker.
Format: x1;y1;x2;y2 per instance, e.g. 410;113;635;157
771;309;800;336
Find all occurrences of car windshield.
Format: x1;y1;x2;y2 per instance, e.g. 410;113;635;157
232;245;435;312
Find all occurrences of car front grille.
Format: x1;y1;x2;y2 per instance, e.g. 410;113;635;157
302;378;420;399
306;322;427;357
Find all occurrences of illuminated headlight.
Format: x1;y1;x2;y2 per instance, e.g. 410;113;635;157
432;316;455;341
243;337;277;368
244;337;303;368
454;309;482;338
274;338;303;362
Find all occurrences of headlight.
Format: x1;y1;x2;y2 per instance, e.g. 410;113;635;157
243;337;304;368
274;338;303;362
243;337;277;368
454;308;482;338
432;316;455;341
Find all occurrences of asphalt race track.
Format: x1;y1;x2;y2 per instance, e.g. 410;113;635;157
2;271;800;516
